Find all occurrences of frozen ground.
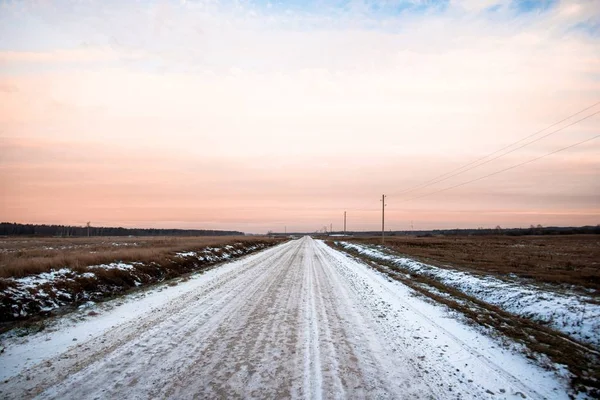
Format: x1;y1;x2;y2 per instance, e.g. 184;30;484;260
337;241;600;349
0;237;569;399
1;242;268;319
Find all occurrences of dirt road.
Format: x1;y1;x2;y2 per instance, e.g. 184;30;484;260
0;237;568;399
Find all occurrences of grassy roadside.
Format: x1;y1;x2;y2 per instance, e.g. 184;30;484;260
344;235;600;291
1;236;285;329
327;240;600;398
0;236;272;279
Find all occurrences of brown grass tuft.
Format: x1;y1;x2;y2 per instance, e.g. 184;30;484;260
345;235;600;291
329;240;600;397
0;236;277;279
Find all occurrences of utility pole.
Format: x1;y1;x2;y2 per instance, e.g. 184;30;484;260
381;194;387;244
86;221;91;237
330;223;332;235
344;211;347;235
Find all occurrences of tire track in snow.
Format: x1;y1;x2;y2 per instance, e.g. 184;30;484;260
162;240;306;398
0;237;568;399
313;239;568;399
2;241;300;398
312;242;431;399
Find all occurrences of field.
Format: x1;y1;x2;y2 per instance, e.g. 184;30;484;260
0;236;278;279
345;234;600;291
329;235;600;395
1;234;599;397
0;235;283;325
1;238;577;399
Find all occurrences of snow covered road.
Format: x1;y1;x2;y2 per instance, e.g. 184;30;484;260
0;237;568;399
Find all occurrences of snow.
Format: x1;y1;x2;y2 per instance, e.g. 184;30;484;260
0;243;290;382
317;239;569;398
0;238;570;399
11;269;74;289
1;242;273;319
88;262;134;271
175;251;197;257
78;301;96;309
337;241;600;349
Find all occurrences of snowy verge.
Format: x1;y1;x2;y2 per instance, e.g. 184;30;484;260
0;240;295;383
0;242;276;321
0;238;572;399
314;240;572;399
336;241;600;349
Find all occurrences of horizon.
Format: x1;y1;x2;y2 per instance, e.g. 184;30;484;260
1;0;599;234
2;221;598;236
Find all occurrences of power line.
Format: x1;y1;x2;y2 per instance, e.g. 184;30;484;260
298;103;600;217
348;108;599;212
398;110;600;195
399;133;600;203
395;101;600;196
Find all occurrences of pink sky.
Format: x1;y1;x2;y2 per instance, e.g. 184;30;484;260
1;0;599;233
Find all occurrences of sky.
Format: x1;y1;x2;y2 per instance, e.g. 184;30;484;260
1;0;599;234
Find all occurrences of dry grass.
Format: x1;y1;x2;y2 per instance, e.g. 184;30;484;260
330;241;600;396
0;236;284;327
346;235;600;291
0;236;277;279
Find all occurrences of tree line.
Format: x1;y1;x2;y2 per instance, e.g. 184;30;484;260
298;225;599;237
0;222;244;237
353;225;600;237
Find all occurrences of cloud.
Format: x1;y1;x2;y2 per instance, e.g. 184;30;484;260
0;82;17;92
1;0;599;231
0;47;148;66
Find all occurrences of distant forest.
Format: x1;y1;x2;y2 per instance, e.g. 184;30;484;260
336;225;600;237
277;225;600;237
0;222;244;237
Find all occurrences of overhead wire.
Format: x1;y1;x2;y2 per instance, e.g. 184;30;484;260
398;133;600;203
394;101;600;197
330;102;600;215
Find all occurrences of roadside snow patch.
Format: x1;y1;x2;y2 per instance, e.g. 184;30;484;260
88;262;134;271
338;241;600;349
176;252;197;258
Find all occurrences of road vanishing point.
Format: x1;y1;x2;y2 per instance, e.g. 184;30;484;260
1;237;567;399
